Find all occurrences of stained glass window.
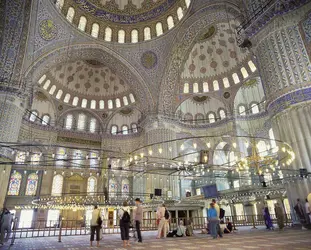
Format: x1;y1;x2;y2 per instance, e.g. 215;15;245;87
99;100;105;109
65;114;73;129
51;175;63;196
7;172;22;195
131;124;138;133
123;96;129;106
109;179;117;197
81;99;87;108
38;75;46;84
193;82;199;93
115;98;121;108
42;115;50;125
105;27;112;41
232;73;240;84
43;80;51;90
49;85;56;95
251;103;259;114
29;111;38;122
122;125;128;135
241;67;249;78
129;94;135;103
89;118;96;133
223;77;230;88
91;23;99;38
56;147;66;167
238;105;246;115
77;113;86;130
15;151;26;164
122;179;129;194
167;16;174;30
56;90;63;99
55;0;64;10
118;30;125;43
208;113;216;123
183;83;189;93
72;97;79;106
64;93;70;103
203;82;209;92
177;7;184;20
90;100;96;109
156;22;163;36
213;80;219;91
248;60;257;72
72;150;83;168
89;152;98;168
111;125;118;135
25;173;39;196
108;100;113;109
66;7;75;23
87;177;97;195
219;109;226;119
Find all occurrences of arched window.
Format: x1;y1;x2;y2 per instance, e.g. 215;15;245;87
43;80;51;90
129;94;135;103
232;73;240;84
105;27;112;41
65;114;73;129
131;123;138;133
38;75;46;84
49;85;56;95
213;80;219;91
185;0;191;8
122;125;129;135
269;128;276;149
81;98;87;108
123;96;129;106
31;153;40;165
109;179;117;197
91;23;99;38
131;29;138;43
29;111;38;122
122;179;130;194
51;175;63;196
203;82;209;92
78;16;87;31
184;113;193;123
72;97;79;106
64;93;70;103
89;118;96;133
56;148;66;167
183;83;189;93
167;16;174;30
108;100;113;109
177;7;184;20
156;22;163;36
238;105;246;116
144;27;151;40
56;90;63;99
72;149;82;167
66;7;75;23
7;172;22;195
241;67;249;78
90;100;96;109
15;151;26;164
25;173;38;196
208;113;216;123
89;151;98;168
42;115;50;125
55;0;64;9
87;177;97;195
195;113;205;124
118;29;125;43
99;100;105;109
77;113;86;130
116;98;121;108
219;109;226;119
223;77;230;88
193;82;199;93
248;60;257;72
111;125;118;135
251;102;259;114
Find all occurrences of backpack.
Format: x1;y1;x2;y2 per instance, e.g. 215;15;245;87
219;208;225;219
122;210;131;223
164;209;170;220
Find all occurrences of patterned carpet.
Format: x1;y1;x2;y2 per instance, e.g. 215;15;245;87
1;228;311;250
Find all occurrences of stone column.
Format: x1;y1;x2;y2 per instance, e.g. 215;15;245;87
252;7;311;211
0;92;26;208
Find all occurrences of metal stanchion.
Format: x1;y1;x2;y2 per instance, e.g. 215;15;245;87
58;216;62;243
10;217;18;245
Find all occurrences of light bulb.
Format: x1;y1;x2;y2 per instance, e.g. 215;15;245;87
232;142;237;148
206;142;211;148
158;148;163;154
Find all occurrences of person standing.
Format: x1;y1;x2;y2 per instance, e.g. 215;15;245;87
263;206;273;230
119;201;131;247
157;204;167;239
134;198;143;243
274;202;285;230
304;198;311;224
208;203;219;239
0;208;13;245
90;205;101;247
294;198;306;227
212;199;222;238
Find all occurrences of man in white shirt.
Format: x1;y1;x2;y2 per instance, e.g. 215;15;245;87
90;205;101;247
157;204;167;239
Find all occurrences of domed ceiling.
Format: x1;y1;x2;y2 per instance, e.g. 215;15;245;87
181;21;250;80
48;60;130;98
73;0;178;24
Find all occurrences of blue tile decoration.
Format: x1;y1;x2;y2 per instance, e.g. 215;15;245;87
302;12;311;43
141;51;158;69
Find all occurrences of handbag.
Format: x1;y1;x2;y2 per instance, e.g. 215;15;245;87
96;211;103;226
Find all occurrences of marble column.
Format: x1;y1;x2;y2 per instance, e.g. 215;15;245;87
0;92;26;208
252;7;311;214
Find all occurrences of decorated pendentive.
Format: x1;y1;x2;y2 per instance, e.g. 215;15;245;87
39;19;57;41
141;51;158;69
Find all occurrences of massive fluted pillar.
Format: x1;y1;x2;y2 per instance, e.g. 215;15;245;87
0;91;26;208
251;4;311;212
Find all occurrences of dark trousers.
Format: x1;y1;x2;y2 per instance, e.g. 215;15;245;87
217;223;223;237
135;220;142;242
90;225;100;241
120;220;130;241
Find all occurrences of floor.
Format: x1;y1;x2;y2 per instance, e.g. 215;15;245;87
1;227;311;250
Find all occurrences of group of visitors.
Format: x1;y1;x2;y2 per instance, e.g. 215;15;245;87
0;208;13;245
294;198;311;227
90;198;143;248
